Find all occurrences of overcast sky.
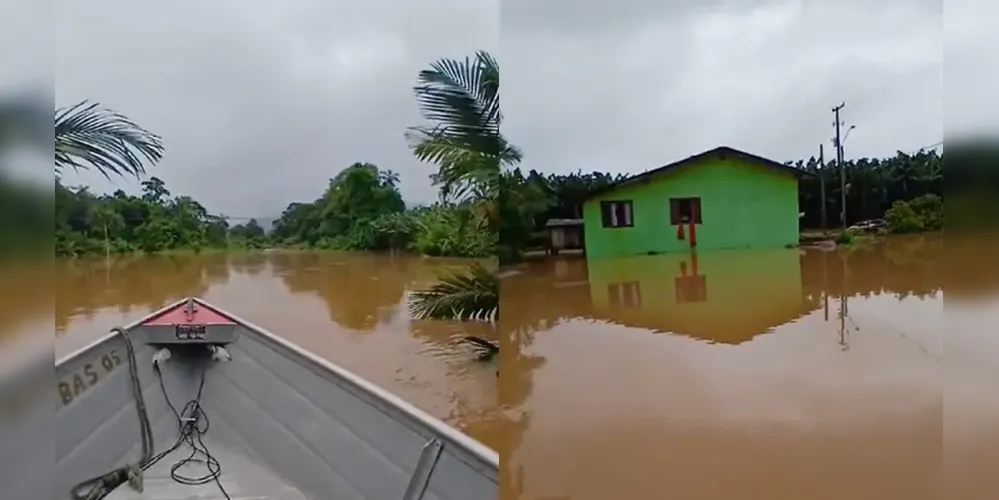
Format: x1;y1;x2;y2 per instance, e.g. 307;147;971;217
55;0;497;219
502;0;944;178
51;0;952;218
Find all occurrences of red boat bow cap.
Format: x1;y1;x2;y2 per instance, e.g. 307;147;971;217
140;298;237;326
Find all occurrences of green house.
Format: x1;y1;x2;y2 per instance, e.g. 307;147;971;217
581;146;813;259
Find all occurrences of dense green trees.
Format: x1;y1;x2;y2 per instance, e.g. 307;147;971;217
54;161;497;258
884;194;942;233
793;149;942;229
2;98;164;258
55;177;239;256
499;169;626;260
269;162;494;257
46;146;949;259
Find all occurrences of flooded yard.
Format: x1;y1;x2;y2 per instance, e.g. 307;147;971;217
497;234;991;500
3;234;996;499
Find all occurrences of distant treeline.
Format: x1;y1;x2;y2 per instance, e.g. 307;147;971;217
495;149;944;259
791;149;941;229
40;147;946;259
51;162;494;259
55;176;265;257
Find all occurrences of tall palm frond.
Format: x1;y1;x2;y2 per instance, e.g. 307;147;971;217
55;100;164;179
409;263;498;322
409;128;499;200
406;51;522;198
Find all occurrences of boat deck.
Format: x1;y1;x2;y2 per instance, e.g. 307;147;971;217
106;439;312;500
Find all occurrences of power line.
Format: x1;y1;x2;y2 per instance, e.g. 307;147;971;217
907;141;942;155
221;215;280;221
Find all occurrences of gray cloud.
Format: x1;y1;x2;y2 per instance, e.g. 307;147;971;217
37;0;994;215
56;0;497;217
944;0;998;137
1;0;52;185
500;0;945;177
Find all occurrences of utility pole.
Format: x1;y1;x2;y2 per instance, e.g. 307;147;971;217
819;143;827;231
832;102;847;230
822;246;829;322
838;252;849;351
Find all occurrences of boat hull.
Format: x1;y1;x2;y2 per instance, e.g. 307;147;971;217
52;298;498;500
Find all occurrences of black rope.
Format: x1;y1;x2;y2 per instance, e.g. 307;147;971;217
68;334;231;500
145;360;232;499
70;327;153;500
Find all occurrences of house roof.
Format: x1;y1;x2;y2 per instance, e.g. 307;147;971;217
584;146;815;201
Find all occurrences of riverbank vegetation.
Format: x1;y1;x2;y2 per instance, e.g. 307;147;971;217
269;162;493;258
54;161;497;259
52;145;944;259
2;99;166;258
55;177;265;257
46;60;498;259
884;194;942;234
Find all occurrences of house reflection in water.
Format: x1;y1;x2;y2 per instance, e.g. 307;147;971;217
586;248;811;344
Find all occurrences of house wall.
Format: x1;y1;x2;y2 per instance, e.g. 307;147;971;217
582;158;800;259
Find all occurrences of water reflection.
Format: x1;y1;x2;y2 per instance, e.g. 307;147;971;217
228;252;268;276
271;252;412;332
4;235;996;498
588;249;811;344
499;234;948;500
54;254;230;336
943;234;999;500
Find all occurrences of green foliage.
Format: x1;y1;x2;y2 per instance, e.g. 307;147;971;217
55;100;164;179
268;163;492;257
408;207;495;257
403;50;508;323
406;51;516;204
795;149;942;228
834;231;855;245
408;263;498;322
885;194;943;234
0;173;52;258
498;169;626;262
54;177;241;257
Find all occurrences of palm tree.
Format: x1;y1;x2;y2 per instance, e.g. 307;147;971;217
406;50;521;204
55;100;164;179
408;263;498;322
406;51;517;324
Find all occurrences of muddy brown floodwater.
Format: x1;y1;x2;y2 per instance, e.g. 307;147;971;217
2;234;996;499
2;252;504;451
498;234;995;500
